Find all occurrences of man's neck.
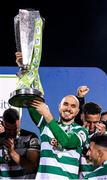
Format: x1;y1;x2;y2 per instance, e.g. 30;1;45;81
60;118;75;125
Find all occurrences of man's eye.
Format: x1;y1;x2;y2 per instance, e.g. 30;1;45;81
63;103;68;106
71;105;76;108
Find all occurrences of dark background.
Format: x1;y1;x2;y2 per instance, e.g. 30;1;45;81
0;0;107;73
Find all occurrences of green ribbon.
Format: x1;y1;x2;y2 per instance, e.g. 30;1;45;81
16;15;44;95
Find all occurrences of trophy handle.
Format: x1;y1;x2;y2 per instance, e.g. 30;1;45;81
14;14;21;52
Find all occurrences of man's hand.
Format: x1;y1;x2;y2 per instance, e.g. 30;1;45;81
15;52;23;67
0;121;5;134
4;138;40;171
30;100;54;123
77;86;89;97
4;138;15;154
95;122;106;135
4;138;16;162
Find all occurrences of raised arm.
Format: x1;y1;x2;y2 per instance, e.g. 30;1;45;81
29;100;88;148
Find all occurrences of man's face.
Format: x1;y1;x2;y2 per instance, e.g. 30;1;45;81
59;96;79;123
87;142;102;166
101;114;107;122
83;114;100;134
4;120;20;138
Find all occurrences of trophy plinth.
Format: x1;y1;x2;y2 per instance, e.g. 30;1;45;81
9;88;44;108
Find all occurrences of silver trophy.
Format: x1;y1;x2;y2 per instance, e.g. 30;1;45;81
8;9;45;107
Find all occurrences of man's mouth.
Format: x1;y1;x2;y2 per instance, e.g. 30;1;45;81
89;129;95;134
64;111;71;115
63;111;71;117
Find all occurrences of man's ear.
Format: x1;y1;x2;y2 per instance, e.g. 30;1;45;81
80;113;84;120
16;119;20;127
97;149;103;159
58;103;61;111
76;108;80;116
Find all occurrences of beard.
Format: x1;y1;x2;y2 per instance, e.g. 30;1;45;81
93;160;100;167
59;113;75;123
61;117;73;122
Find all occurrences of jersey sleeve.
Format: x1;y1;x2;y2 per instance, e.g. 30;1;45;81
28;107;46;130
29;133;40;151
48;120;88;148
73;127;89;146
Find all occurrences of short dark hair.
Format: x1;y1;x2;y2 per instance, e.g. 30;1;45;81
90;134;107;148
3;108;19;124
101;111;107;116
82;102;102;115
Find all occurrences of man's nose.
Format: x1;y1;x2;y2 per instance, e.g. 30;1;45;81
89;122;95;128
66;105;71;111
86;149;90;157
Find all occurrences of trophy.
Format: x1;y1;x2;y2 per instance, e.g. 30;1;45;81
8;9;45;107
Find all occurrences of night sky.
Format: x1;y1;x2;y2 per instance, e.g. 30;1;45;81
0;0;107;73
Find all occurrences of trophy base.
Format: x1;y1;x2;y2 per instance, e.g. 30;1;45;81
8;88;44;108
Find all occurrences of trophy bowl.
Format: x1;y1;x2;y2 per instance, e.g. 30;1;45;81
8;88;44;108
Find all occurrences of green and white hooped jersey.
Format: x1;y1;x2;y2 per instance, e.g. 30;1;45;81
79;133;97;179
36;121;88;180
84;160;107;180
79;155;95;179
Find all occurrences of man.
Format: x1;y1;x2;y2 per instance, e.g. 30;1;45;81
28;95;89;179
80;102;106;178
84;134;107;179
81;102;105;136
0;108;40;179
101;111;107;121
101;111;107;130
75;85;89;126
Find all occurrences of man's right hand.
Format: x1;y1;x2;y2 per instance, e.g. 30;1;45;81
15;52;23;67
30;100;54;123
0;121;5;134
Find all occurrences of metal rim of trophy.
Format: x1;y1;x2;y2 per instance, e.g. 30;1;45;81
8;88;44;108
